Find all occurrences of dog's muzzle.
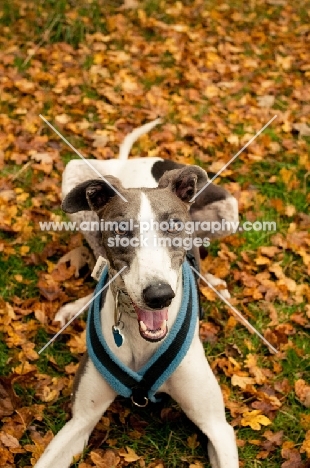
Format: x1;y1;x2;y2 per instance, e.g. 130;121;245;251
133;282;175;342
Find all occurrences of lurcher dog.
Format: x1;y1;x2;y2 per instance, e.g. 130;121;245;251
35;120;239;468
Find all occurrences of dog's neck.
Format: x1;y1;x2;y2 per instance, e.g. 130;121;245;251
100;267;183;372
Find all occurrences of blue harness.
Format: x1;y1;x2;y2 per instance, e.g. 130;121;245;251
86;261;199;406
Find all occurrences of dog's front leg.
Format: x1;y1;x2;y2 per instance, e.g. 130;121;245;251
35;359;116;468
164;337;238;468
54;293;93;326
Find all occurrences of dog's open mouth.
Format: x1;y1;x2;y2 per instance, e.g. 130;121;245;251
133;305;168;342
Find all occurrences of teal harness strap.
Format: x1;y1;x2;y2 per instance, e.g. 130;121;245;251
86;261;198;403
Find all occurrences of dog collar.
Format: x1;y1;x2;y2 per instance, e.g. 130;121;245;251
86;260;199;406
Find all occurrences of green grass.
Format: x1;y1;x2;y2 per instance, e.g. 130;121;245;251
0;252;42;300
0;339;10;376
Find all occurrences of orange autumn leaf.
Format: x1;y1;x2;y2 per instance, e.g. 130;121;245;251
119;447;140;462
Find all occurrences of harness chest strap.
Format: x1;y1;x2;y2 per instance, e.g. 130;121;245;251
86;261;199;406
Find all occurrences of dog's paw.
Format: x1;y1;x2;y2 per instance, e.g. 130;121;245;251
54;293;94;326
203;273;231;299
54;303;79;327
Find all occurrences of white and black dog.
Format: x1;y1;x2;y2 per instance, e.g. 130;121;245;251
35;120;239;468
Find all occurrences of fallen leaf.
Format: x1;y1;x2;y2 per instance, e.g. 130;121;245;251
57;246;94;278
231;375;256;389
0;432;20;448
55;114;71;125
293;122;310;137
119;0;139;9
241;410;272;430
257;95;275;108
300;430;310;458
187;433;200;449
281;441;303;468
119;446;140;462
295;379;310;408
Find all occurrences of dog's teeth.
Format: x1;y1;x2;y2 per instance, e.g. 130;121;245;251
160;320;167;330
139;320;147;331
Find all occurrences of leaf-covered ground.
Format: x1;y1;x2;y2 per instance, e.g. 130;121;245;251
0;0;310;467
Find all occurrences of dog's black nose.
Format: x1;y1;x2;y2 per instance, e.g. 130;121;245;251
143;283;175;309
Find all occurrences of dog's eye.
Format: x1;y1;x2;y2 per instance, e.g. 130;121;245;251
114;226;128;236
167;219;183;233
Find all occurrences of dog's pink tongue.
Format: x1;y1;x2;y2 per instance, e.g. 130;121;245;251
136;308;168;330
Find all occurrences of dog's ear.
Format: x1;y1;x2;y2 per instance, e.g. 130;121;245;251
62;176;123;213
158;166;208;204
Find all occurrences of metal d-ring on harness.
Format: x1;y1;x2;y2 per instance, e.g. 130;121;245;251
86;258;199;407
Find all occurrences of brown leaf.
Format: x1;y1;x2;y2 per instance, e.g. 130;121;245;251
57;246;94;278
257;95;275;108
187;433;200;449
199;321;219;343
90;449;120;468
119;0;140;8
281;442;303;468
291;312;308;327
0;379;20;418
293;122;310;137
0;432;20;448
245;354;266;385
119;446;140;462
37;274;62;301
295;380;310;408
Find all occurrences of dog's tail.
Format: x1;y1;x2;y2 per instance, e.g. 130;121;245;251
118;118;162;160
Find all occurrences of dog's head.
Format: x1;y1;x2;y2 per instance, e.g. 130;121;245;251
62;166;208;342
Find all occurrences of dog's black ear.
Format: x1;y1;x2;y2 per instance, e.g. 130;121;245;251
158;166;208;204
62;176;123;213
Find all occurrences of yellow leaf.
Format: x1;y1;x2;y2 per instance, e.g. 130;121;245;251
14;361;37;375
276;54;292;70
280;167;294;185
204;85;219;98
231;375;255;389
189;462;204;468
119;447;140;462
20;245;30;256
16;192;29;202
93;52;105;64
300;414;310;430
254;255;271;265
200;286;216;301
285;205;296;217
227;134;239;145
208;160;226;173
300;430;310;458
55;114;71;125
187;433;200;449
241;410;272;430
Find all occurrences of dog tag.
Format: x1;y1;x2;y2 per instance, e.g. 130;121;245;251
112;326;124;347
91;256;108;281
